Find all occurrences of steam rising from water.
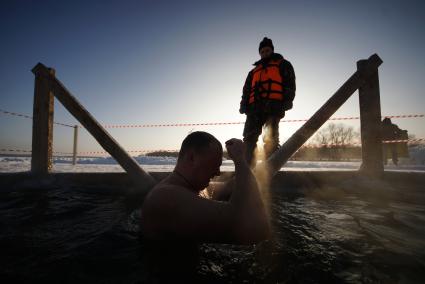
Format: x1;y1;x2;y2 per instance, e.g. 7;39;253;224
252;127;274;221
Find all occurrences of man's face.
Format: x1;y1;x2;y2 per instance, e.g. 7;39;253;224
192;143;222;191
259;46;273;59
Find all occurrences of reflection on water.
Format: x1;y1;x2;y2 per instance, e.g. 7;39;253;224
0;177;424;283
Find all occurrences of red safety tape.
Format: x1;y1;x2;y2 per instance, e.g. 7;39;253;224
76;149;178;155
0;148;32;153
2;109;424;128
0;109;74;128
102;122;244;128
101;114;425;128
2;139;424;156
383;114;425;119
0;149;74;155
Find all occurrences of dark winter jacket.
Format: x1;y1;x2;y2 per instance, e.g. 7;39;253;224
239;53;296;117
382;121;402;141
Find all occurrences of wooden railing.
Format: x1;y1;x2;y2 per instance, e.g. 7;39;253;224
30;53;384;195
267;54;384;176
31;63;156;193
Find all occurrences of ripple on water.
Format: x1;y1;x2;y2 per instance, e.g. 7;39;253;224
1;183;425;283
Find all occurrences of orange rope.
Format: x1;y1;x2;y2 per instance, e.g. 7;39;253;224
2;108;423;129
1;138;424;156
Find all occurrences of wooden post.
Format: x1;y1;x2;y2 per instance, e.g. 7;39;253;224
266;54;383;174
357;60;384;176
31;63;156;193
31;66;55;175
72;125;78;165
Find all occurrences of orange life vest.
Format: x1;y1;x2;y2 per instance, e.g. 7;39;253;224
248;59;284;104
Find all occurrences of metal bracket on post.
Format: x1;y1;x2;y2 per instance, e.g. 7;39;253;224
31;65;55;175
357;59;384;176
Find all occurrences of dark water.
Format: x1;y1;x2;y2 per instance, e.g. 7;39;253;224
1;177;424;283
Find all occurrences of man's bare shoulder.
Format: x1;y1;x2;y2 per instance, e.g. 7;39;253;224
141;176;235;241
143;181;187;208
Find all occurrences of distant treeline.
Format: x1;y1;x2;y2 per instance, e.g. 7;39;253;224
145;151;179;158
144;145;415;161
143;147;363;161
145;150;231;159
0;153;31;158
291;146;362;161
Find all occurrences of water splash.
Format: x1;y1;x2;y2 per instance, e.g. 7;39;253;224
252;126;274;223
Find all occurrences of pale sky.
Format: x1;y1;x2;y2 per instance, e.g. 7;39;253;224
1;0;424;155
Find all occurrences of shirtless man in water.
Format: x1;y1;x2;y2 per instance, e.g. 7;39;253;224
141;131;270;244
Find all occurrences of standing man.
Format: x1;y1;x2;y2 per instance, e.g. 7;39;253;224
240;37;296;166
382;118;404;166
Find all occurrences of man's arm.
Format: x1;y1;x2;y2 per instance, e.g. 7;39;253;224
226;139;270;242
239;71;252;114
141;139;270;244
280;59;296;110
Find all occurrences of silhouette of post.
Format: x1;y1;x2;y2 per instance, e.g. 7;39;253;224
31;66;55;175
357;59;384;175
31;63;156;192
72;125;78;165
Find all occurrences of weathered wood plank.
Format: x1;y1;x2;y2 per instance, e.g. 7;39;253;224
31;66;55;175
32;63;156;193
266;54;383;174
357;60;384;176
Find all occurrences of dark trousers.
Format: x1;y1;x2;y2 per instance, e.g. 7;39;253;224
383;143;398;165
243;113;281;166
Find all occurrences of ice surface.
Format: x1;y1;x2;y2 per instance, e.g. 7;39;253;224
1;154;424;173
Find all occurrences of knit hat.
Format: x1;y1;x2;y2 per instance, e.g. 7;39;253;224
383;117;392;124
259;37;274;53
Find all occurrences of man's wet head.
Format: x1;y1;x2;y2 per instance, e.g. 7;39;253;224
259;37;274;59
175;131;223;192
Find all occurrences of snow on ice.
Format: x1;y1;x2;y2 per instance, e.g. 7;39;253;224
1;144;425;174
